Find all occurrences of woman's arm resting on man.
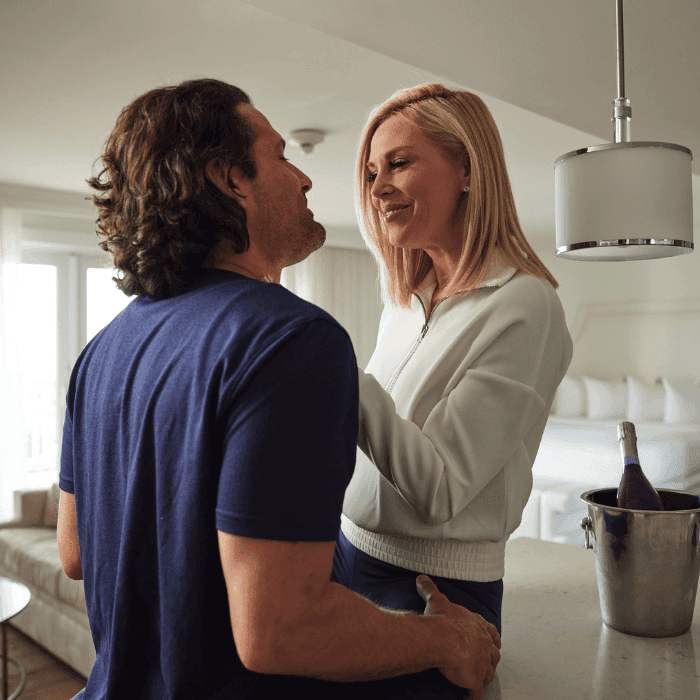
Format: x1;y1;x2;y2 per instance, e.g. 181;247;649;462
358;279;569;524
217;531;500;694
358;364;544;523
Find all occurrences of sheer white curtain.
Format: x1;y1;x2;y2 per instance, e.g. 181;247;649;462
0;209;25;521
281;246;383;370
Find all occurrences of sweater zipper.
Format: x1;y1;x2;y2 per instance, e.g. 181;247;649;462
385;296;446;395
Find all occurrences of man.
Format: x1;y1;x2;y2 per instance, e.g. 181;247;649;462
57;78;500;699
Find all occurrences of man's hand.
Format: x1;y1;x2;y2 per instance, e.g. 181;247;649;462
416;574;501;699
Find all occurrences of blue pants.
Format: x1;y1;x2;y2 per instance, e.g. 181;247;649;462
332;529;503;633
330;528;503;699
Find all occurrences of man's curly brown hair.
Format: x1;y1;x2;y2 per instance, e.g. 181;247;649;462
87;78;257;299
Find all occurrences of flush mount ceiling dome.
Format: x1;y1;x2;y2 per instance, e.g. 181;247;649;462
289;129;325;154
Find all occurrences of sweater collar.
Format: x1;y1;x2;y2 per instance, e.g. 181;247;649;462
413;251;517;309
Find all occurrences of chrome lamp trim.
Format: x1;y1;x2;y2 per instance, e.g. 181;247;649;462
554;141;693;168
556;239;694;258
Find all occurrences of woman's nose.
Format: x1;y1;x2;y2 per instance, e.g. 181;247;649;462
370;170;394;200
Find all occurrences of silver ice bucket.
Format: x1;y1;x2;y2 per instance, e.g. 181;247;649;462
580;488;700;637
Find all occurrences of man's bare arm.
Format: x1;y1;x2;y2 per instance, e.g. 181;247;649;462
218;531;500;695
57;489;83;580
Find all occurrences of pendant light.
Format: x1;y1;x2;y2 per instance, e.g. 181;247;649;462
554;0;693;261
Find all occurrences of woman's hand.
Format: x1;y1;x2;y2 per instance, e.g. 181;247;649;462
416;574;501;698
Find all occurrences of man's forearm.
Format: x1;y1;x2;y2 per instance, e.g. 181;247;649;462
250;580;456;682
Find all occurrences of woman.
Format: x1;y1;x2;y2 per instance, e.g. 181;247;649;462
332;83;573;643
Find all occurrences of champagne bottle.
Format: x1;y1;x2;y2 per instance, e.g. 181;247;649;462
616;422;663;510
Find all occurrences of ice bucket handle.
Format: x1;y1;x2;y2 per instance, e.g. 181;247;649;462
581;516;594;549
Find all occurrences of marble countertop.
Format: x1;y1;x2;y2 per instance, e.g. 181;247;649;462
483;537;700;699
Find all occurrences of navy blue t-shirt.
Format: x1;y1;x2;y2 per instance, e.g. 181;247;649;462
60;269;362;698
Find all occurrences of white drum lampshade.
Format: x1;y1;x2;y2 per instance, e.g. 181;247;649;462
555;142;693;260
555;0;695;261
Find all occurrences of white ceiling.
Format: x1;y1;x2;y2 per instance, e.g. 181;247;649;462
1;0;698;248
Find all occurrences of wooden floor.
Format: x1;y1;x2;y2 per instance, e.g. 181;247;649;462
1;625;86;700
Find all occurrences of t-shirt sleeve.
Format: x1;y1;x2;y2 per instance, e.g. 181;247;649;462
59;407;75;494
215;318;358;541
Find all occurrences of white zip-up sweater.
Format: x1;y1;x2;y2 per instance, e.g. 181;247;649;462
340;259;573;582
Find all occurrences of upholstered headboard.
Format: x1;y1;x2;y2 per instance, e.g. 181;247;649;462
566;299;700;382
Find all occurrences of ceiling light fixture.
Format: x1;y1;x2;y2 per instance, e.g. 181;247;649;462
289;129;325;154
554;0;693;261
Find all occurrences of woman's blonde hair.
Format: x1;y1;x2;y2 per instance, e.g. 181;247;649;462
355;83;558;307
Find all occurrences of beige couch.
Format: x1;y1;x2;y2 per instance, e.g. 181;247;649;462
0;484;95;678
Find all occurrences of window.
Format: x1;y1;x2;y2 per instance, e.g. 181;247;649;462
86;267;133;344
16;248;135;487
16;264;58;477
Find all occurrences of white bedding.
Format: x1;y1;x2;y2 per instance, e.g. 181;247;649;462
509;417;700;544
532;417;700;492
513;300;700;544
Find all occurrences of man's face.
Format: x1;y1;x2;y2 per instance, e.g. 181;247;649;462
236;104;325;268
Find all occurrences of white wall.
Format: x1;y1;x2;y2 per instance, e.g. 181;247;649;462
528;232;700;380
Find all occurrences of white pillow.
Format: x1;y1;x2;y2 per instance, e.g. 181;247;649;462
553;376;586;417
583;376;627;420
626;376;665;422
662;378;700;424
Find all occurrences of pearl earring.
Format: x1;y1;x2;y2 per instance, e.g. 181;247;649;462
463;185;470;192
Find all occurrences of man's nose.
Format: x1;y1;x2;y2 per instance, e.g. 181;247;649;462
292;163;312;192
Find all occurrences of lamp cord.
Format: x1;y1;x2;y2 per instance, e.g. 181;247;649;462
616;0;625;99
612;0;631;142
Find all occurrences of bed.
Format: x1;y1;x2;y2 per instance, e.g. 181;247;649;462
509;299;700;547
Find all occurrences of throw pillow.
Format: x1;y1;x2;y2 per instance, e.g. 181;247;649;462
553;376;586;417
626;376;665;422
43;482;60;528
662;378;700;424
583;376;627;420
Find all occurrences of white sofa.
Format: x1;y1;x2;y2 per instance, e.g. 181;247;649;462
0;484;95;678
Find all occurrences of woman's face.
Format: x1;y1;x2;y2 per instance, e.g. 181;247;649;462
366;115;470;256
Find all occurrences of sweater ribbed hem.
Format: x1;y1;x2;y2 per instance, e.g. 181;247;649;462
340;515;506;583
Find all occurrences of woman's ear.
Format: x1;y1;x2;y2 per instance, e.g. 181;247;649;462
461;159;471;190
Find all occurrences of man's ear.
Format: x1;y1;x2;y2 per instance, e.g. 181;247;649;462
205;159;247;202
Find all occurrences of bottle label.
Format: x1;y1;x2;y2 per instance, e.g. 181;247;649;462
624;456;641;467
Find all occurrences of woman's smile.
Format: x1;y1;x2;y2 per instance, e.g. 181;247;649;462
383;204;411;222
